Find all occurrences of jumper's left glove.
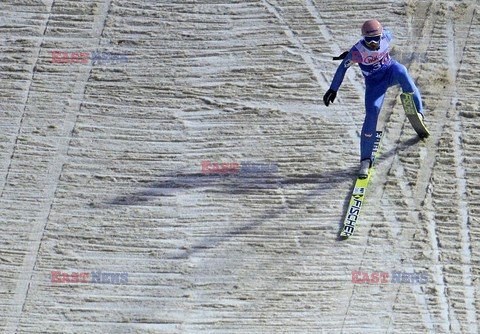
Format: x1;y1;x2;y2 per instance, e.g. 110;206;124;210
323;89;337;106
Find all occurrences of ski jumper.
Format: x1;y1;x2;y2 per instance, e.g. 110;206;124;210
329;29;424;162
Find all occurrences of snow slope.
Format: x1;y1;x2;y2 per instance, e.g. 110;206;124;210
0;0;478;332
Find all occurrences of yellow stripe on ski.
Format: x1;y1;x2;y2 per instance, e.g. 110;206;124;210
340;131;383;237
400;92;430;138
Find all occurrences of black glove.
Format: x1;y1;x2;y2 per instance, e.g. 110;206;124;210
333;51;349;60
323;89;337;106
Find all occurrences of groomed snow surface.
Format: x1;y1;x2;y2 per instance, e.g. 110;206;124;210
0;0;479;333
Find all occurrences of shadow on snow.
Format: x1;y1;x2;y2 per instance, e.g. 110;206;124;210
105;136;421;258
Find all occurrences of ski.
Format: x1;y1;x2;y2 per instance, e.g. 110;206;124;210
400;92;430;138
340;131;383;238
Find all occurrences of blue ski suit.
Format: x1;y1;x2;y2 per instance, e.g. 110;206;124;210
328;29;424;162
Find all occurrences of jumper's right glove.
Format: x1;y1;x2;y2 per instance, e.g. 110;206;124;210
323;89;337;106
333;51;349;60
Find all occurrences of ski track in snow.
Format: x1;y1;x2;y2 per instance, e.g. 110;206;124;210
0;0;479;333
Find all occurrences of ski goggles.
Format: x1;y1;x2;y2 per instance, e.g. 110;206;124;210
364;35;381;44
